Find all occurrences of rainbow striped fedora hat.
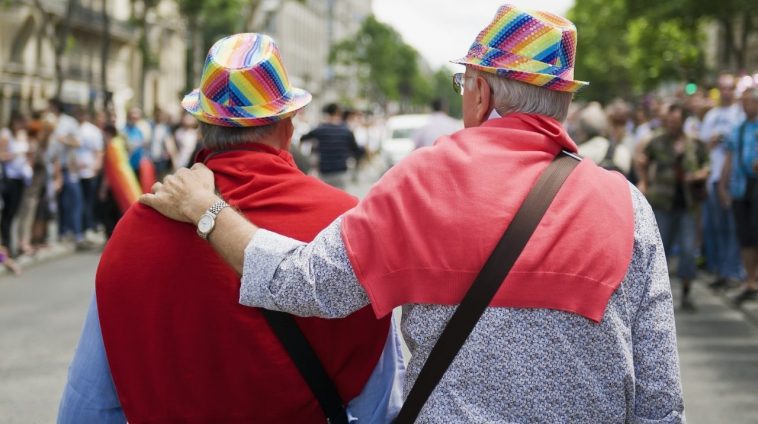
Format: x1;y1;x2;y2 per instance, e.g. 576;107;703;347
452;4;588;93
182;33;311;127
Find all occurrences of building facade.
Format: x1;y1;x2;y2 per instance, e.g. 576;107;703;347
255;0;372;123
0;0;185;126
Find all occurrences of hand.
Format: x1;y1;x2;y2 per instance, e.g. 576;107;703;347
139;163;219;224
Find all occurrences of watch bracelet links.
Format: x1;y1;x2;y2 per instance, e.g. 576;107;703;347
208;199;230;217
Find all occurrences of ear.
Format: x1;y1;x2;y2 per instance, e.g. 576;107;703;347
474;75;493;125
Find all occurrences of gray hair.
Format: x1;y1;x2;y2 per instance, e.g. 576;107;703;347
470;69;573;122
199;122;278;150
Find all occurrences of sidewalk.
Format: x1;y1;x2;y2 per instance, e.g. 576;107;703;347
0;233;105;278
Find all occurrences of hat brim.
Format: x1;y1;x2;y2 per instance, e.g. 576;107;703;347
451;58;589;93
181;86;312;127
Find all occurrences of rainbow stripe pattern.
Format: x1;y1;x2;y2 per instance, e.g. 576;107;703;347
451;4;588;93
104;136;142;213
182;33;312;127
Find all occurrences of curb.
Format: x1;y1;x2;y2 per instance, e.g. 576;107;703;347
0;243;79;278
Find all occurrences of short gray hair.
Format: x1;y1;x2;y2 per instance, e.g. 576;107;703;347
471;69;573;122
199;122;277;150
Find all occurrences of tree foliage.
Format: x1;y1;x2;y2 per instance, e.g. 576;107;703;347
568;0;733;102
331;16;437;111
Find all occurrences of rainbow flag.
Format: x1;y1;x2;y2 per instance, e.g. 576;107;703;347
104;136;142;213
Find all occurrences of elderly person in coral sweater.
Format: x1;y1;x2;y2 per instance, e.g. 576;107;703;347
143;5;684;423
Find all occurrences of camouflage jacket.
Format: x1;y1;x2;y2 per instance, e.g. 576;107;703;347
643;132;708;211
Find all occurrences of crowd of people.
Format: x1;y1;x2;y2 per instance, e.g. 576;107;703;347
3;75;757;305
569;73;758;310
0;101;204;274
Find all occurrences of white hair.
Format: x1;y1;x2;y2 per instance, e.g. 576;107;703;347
199;121;278;150
469;69;574;122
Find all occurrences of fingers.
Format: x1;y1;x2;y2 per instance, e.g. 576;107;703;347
191;162;208;171
151;182;163;193
139;193;156;207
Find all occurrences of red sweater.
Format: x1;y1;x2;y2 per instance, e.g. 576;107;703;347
97;143;389;423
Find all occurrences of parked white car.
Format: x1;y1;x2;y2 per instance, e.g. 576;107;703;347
380;114;430;168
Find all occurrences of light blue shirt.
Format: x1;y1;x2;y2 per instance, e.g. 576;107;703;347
725;118;758;199
58;295;405;423
700;104;745;185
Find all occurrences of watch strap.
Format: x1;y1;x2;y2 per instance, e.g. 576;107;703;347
207;199;230;218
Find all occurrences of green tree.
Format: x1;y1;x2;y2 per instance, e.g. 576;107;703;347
330;15;431;111
626;17;704;93
568;0;707;102
628;0;755;71
567;0;632;102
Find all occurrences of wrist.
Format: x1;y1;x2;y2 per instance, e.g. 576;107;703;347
189;192;221;225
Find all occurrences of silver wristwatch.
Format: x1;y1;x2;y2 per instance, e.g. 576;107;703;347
196;199;230;240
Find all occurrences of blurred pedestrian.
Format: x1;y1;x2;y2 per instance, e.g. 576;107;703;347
300;103;362;189
16;112;49;256
719;87;758;304
75;109;104;235
0;111;33;256
577;102;632;177
412;98;462;149
639;103;709;311
171;113;199;171
143;6;684;422
59;33;402;424
150;109;174;177
632;99;659;147
49;100;87;249
700;75;745;288
123;107;148;170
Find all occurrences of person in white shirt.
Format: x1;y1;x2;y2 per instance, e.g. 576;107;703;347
150;110;174;177
699;75;745;287
75;109;104;234
171;114;199;171
0;111;33;255
412;99;463;149
577;102;633;177
49;100;87;247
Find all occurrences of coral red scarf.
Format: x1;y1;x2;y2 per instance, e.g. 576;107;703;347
341;114;634;322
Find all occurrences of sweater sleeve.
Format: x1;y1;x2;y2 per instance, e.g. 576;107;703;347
239;217;370;318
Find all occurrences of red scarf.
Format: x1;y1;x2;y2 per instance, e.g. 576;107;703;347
97;143;389;423
341;114;634;322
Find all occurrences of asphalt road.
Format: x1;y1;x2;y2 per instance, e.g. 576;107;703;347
0;252;100;423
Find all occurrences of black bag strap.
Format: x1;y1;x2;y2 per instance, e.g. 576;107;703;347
261;310;349;424
201;146;348;422
394;151;581;423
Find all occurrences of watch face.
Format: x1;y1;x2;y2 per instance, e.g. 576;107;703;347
198;215;214;233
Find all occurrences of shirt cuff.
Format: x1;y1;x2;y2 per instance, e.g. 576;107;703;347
239;229;305;310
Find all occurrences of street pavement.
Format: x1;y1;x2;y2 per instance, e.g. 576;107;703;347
0;252;100;423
